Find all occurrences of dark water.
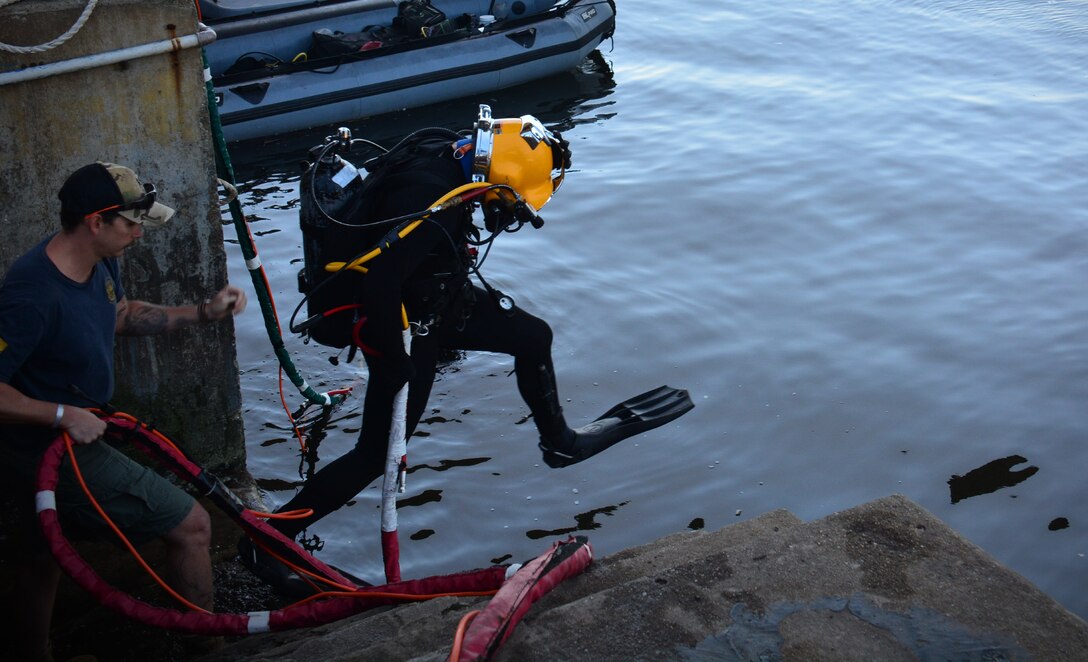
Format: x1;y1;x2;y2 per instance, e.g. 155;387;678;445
223;0;1088;619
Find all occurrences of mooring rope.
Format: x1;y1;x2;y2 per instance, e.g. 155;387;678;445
0;0;99;54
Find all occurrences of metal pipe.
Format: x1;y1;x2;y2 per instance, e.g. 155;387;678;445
0;25;217;87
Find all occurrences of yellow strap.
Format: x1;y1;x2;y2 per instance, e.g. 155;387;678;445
323;182;492;274
319;182;493;331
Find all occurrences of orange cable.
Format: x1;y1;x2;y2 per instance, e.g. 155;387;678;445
278;365;308;452
239;214;311;452
64;413;498;615
250;537;357;594
291;590;497;608
63;432;211;614
247;234;308;450
249;507;314;520
111;411;184;455
448;610;481;662
240;536;501;607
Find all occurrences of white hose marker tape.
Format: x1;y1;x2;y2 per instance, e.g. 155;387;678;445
247;611;271;633
35;489;57;513
381;327;412;534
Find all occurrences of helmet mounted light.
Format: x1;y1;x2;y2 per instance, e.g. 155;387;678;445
471;105;493;184
471;103;565;211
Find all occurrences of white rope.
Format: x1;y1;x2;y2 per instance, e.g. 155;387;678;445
217;177;238;205
0;0;99;54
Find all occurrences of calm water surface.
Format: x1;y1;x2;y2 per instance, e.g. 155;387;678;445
223;0;1088;618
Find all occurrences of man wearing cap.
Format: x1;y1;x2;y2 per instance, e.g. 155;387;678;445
0;161;247;660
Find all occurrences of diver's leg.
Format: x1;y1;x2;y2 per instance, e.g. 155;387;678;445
272;446;385;537
404;331;439;438
443;289;576;448
449;289;694;467
241;347;438;595
272;353;411;536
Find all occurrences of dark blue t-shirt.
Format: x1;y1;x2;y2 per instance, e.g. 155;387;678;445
0;236;123;447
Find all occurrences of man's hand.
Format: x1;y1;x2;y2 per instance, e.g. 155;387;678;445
205;285;248;321
61;407;108;445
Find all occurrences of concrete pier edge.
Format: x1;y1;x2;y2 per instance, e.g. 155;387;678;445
201;494;1088;661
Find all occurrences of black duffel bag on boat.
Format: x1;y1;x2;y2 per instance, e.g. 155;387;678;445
393;0;446;36
310;26;392;57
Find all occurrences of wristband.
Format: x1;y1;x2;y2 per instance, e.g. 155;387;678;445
197;299;211;324
53;403;65;428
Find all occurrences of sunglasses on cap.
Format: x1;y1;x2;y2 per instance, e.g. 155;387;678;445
84;182;157;219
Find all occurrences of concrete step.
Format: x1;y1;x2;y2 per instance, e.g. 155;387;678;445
201;495;1088;661
201;507;805;661
553;508;804;604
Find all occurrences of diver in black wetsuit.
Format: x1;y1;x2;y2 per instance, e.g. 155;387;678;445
241;106;691;591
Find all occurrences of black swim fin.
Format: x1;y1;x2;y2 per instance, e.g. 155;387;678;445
539;385;694;468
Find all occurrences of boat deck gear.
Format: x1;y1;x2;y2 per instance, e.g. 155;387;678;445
202;0;617;141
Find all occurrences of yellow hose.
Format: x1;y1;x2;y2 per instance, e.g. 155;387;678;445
321;182;492;332
323;182;492;274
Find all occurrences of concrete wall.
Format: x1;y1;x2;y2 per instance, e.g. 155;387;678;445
0;0;246;471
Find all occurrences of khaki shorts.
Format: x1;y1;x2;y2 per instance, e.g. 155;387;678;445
3;438;195;547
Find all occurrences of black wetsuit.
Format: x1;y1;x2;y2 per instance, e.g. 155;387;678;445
275;143;563;536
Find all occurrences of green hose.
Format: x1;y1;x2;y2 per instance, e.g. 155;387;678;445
201;50;345;407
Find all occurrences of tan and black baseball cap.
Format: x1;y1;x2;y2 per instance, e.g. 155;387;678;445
58;161;175;226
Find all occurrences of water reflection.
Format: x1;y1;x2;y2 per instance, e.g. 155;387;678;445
526;502;630;539
1047;518;1069;532
947;455;1038;504
408;457;491;473
397;489;443;508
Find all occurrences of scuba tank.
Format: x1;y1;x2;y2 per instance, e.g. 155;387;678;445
297;128;377;348
295;124;489;349
296;125;466;348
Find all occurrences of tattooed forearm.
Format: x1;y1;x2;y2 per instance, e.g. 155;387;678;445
117;301;170;336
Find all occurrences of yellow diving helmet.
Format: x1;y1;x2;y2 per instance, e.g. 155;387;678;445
471;104;566;212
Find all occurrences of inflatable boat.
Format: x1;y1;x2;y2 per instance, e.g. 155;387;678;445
200;0;617;142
